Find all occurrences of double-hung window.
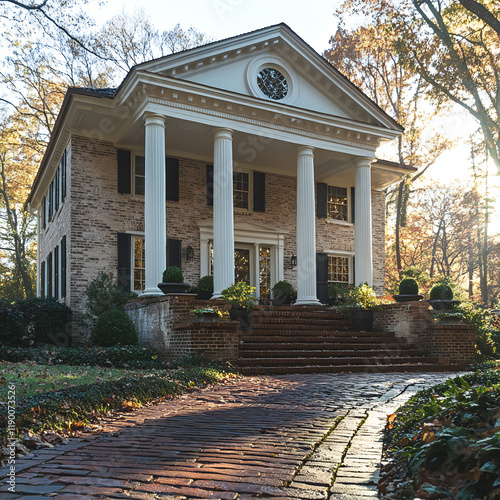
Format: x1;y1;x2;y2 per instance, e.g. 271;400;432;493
327;186;348;221
134;155;145;196
233;172;249;209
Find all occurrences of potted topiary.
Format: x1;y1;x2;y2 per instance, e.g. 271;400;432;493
344;283;381;332
271;280;296;306
221;282;256;330
158;266;191;294
428;283;459;310
193;275;214;300
392;278;424;302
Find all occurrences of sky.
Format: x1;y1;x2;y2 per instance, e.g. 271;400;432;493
98;0;499;232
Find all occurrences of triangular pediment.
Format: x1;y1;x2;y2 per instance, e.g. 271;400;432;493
133;24;401;131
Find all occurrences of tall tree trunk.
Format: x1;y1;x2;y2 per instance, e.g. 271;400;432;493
395;178;405;279
430;220;443;278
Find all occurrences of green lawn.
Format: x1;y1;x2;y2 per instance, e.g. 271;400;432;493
0;361;161;400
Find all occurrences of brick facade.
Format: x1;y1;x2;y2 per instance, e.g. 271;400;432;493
39;135;387;326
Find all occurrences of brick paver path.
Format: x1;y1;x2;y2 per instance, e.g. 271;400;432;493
1;371;460;499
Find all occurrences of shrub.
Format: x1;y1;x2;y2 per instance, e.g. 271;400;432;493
197;275;214;293
429;283;453;300
457;301;497;356
0;300;24;346
0;345;166;369
271;280;296;301
327;283;352;303
162;266;184;283
91;309;138;347
85;272;136;318
15;298;72;346
399;278;419;295
344;283;380;309
221;282;256;310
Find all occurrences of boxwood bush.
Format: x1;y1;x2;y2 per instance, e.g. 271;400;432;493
398;277;419;295
0;345;167;369
429;283;454;300
91;309;138;347
0;298;71;347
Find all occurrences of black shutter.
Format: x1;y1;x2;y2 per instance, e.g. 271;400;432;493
55;167;60;212
316;252;329;304
317;183;327;218
54;245;59;299
117;149;131;194
117;233;132;291
166;157;179;202
166;239;182;269
352;256;356;286
49;181;54;219
351;187;355;223
42;196;46;229
41;261;45;298
61;150;67;201
47;252;53;298
253;172;266;212
206;165;214;206
61;236;66;298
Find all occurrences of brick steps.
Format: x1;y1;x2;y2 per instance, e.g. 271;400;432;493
240;348;424;358
237;306;445;375
238;363;461;375
239;355;434;367
240;341;410;351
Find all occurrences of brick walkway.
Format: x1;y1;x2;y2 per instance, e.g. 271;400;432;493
1;371;459;499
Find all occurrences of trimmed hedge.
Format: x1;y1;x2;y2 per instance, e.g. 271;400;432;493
399;278;419;295
0;345;167;370
430;283;453;300
0;298;71;347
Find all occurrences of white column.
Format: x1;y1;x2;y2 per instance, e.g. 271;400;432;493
212;128;235;299
141;115;166;296
295;146;321;306
354;157;374;287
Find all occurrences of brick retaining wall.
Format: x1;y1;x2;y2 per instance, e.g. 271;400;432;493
373;301;475;366
124;294;238;361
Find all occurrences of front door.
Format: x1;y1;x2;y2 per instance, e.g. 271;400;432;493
234;248;251;285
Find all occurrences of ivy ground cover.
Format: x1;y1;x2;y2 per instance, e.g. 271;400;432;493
380;367;500;499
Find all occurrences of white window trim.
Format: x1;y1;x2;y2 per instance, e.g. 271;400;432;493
246;55;299;105
324;250;354;285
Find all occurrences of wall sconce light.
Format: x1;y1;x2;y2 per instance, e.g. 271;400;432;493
290;254;297;269
184;245;194;261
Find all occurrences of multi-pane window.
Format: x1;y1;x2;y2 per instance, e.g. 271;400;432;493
233;172;249;209
327;186;348;221
328;255;349;284
132;236;146;292
134;156;145;196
